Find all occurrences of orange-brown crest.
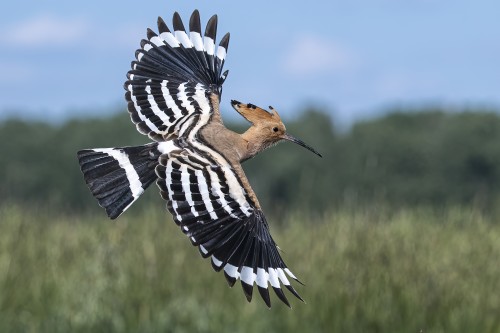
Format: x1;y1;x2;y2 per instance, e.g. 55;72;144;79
230;100;282;125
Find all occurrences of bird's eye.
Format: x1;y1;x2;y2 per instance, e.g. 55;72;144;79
273;127;279;132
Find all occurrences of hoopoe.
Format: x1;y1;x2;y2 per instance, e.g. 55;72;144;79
77;9;321;308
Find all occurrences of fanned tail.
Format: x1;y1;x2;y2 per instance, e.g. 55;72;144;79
77;143;162;219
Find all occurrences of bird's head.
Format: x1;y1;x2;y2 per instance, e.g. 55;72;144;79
231;100;322;157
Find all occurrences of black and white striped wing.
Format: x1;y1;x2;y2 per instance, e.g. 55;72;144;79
155;150;303;307
125;10;229;141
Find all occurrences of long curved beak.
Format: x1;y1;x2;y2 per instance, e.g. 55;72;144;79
283;134;322;157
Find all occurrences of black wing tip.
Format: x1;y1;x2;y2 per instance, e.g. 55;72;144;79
157;16;170;33
241;282;254;302
258;286;271;308
219;32;230;49
273;287;291;308
286;268;305;286
106;208;121;220
172;11;186;32
146;28;157;40
231;99;241;106
205;14;218;39
285;284;305;303
139;39;149;49
224;271;237;287
211;260;223;272
76;149;91;159
189;9;201;33
295;277;306;286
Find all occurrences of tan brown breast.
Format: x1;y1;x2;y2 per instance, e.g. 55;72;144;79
198;122;261;209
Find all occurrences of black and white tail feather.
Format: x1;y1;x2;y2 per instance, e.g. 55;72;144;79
77;143;162;219
77;9;303;308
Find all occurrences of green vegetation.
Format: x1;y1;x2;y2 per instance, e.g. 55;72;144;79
2;108;500;215
1;108;500;331
0;205;499;332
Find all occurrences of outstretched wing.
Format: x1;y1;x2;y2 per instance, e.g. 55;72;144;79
124;10;230;141
155;147;304;307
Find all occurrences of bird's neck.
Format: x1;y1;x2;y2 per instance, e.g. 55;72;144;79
240;126;270;162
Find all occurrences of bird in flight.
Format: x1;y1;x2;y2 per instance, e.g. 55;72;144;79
77;9;322;308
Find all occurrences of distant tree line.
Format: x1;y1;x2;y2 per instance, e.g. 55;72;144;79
1;108;499;217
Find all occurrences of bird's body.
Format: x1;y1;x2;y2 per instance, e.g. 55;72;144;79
77;9;321;308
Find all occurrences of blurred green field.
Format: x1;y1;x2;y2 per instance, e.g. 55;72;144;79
1;205;499;333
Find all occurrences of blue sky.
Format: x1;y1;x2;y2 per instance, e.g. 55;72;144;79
1;0;499;125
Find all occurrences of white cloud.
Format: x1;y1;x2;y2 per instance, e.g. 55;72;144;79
0;14;89;48
281;35;357;77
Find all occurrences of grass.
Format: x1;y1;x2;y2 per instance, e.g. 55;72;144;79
0;205;499;332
